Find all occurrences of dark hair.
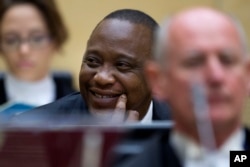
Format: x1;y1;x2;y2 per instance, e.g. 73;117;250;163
103;9;159;33
91;9;158;59
0;0;68;49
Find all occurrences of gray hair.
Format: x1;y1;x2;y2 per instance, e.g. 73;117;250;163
153;13;249;65
229;15;249;55
153;17;172;64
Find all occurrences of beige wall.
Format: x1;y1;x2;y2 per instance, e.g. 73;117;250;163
0;0;249;125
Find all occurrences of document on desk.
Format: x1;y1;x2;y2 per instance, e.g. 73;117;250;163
0;102;35;119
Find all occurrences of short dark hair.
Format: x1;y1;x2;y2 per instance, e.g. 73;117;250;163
0;0;68;49
94;9;159;59
103;9;159;33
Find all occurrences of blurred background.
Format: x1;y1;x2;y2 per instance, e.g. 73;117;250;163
0;0;249;125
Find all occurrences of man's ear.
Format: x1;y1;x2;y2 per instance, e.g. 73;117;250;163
144;60;169;101
245;58;250;96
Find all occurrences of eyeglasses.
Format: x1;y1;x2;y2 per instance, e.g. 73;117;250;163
0;34;51;52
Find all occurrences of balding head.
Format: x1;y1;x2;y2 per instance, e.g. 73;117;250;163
173;7;233;28
155;7;248;64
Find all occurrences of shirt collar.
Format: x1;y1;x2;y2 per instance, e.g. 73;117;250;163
170;128;244;163
140;101;153;124
5;72;55;106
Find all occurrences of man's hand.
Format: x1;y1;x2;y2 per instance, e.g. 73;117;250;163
111;94;139;123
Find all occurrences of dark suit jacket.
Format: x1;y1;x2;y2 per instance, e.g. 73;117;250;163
0;72;76;105
11;92;172;125
112;128;250;167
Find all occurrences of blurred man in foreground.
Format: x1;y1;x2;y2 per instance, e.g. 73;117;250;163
117;7;250;167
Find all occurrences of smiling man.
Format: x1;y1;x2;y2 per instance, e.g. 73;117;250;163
11;9;171;124
80;12;156;121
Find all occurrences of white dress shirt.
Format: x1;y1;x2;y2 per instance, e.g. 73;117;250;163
140;101;153;124
170;128;244;167
5;73;55;106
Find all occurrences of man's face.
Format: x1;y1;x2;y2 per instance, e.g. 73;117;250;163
163;17;249;128
79;19;152;118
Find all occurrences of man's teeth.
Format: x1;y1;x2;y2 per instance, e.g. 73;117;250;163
94;93;115;98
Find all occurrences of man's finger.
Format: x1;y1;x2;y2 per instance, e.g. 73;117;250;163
112;94;127;122
114;94;127;112
126;110;139;122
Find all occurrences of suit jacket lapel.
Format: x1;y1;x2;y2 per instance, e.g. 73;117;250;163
244;128;250;150
161;130;183;167
164;143;183;167
152;99;172;121
0;75;7;105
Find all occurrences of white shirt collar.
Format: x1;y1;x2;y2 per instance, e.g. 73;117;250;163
4;73;55;106
140;101;153;124
170;128;244;167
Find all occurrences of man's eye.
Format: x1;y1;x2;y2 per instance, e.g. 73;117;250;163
116;61;132;71
220;54;238;66
181;52;206;69
182;58;204;68
84;56;101;68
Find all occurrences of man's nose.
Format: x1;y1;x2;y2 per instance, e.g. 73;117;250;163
93;68;115;86
206;57;225;84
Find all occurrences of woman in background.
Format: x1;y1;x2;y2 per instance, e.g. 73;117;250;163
0;0;76;107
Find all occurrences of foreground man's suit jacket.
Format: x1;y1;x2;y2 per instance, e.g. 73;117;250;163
112;128;250;167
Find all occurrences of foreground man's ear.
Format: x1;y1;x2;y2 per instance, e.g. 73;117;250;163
144;60;169;101
245;57;250;96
